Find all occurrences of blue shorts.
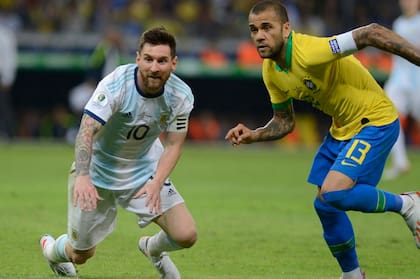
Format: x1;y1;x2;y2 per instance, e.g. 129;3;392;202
308;120;399;187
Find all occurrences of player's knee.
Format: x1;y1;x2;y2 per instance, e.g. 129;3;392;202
174;228;197;248
70;247;96;265
314;197;342;215
321;189;352;210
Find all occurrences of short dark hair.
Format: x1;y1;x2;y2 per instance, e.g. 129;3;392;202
138;27;176;57
250;0;289;24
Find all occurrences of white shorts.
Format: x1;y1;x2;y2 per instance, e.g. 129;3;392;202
66;163;184;250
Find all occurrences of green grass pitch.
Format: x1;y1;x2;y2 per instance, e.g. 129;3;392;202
1;142;419;279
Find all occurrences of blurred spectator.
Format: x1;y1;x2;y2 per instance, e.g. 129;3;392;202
9;0;403;38
383;0;420;180
322;0;344;35
86;25;125;83
200;41;228;68
295;0;325;35
0;22;18;140
66;26;126;143
68;79;96;120
0;1;22;31
18;109;41;138
39;105;74;139
236;40;263;68
188;111;222;142
66;78;96;143
175;0;200;26
50;105;74;139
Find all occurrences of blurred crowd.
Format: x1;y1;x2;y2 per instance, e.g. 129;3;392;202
0;0;401;38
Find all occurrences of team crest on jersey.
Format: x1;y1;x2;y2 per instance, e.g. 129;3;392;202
93;92;108;107
159;113;169;125
303;77;317;91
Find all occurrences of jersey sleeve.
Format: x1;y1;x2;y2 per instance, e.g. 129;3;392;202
167;114;190;132
167;80;194;133
295;33;356;67
84;80;117;125
262;60;290;105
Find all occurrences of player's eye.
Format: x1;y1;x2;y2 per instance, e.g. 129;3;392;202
157;58;169;65
263;25;271;31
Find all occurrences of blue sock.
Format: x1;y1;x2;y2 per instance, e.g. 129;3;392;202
314;198;358;272
322;184;403;213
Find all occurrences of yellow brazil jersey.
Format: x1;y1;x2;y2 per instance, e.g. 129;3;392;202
263;31;398;140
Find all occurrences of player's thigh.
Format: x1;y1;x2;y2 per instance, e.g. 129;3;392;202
308;133;341;187
331;121;399;186
123;179;186;229
67;165;118;250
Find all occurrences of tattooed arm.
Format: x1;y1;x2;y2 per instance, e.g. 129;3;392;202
225;102;295;145
73;114;103;211
75;114;102;176
352;23;420;66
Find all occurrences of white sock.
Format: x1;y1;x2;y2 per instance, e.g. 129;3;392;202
44;234;70;263
341;267;363;279
147;230;183;257
400;194;414;216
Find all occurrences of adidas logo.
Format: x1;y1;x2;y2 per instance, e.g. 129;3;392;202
168;188;177;197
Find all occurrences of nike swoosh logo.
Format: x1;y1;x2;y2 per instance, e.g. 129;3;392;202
341;160;357;167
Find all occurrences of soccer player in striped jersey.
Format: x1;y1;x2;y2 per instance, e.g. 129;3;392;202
40;27;197;279
225;1;420;278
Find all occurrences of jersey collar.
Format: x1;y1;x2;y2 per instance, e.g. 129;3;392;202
275;31;293;73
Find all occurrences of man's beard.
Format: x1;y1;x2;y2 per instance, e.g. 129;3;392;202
140;72;166;94
259;42;283;60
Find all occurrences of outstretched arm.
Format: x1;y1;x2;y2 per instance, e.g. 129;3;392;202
133;131;187;214
225;102;295;145
352;23;420;66
73;114;103;211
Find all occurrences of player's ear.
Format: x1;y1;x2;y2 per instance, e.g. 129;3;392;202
282;22;291;40
136;51;141;63
171;56;178;71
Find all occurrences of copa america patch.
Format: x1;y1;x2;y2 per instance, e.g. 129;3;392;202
92;92;108;107
329;39;341;54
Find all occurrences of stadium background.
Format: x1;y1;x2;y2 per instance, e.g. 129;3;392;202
2;0;419;146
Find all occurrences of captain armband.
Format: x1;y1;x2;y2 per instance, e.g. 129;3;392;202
167;115;189;132
330;31;358;56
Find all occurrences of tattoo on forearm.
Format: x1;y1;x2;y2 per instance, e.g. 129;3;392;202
355;23;420;66
75;115;101;176
256;106;295;141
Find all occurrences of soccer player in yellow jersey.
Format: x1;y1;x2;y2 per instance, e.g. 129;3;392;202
225;1;420;278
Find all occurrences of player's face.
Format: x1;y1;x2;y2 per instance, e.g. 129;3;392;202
136;43;177;95
248;9;290;61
